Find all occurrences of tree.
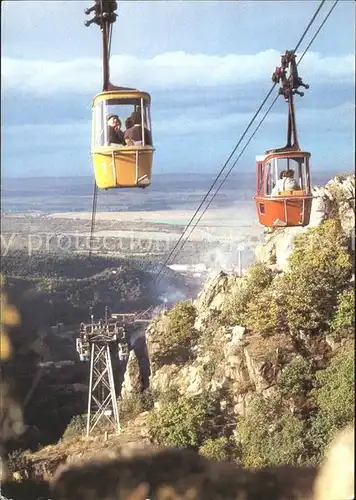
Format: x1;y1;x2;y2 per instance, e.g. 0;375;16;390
148;393;219;449
156;301;198;364
224;263;274;325
235;394;305;467
278;219;352;335
307;341;355;462
328;288;355;340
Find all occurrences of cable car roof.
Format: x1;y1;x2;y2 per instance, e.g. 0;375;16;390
263;148;311;162
93;87;151;105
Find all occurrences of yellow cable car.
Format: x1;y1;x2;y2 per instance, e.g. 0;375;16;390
91;87;155;189
85;1;155;190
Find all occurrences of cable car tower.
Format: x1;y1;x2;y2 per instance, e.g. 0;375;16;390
76;308;151;436
76;308;130;436
254;50;313;228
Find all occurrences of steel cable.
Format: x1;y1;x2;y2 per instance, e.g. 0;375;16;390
152;0;339;286
160;0;339;271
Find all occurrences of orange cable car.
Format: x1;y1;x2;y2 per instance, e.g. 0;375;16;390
255;50;313;228
85;1;155;190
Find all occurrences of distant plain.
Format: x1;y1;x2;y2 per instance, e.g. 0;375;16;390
1;171;341;268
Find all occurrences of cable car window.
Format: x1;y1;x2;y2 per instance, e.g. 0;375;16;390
93;97;152;147
268;156;309;195
258;163;264;194
265;161;273;195
301;157;311;194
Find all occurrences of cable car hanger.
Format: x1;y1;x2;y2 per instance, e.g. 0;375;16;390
254;49;313;229
84;0;124;92
270;50;309;152
84;1;155;259
84;0;154;191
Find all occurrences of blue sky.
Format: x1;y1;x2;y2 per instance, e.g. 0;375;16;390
1;0;354;178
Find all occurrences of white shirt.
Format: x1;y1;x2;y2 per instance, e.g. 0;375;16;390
271;177;299;195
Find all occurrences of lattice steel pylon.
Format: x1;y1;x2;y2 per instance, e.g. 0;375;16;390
76;310;150;437
76;310;130;437
86;342;120;436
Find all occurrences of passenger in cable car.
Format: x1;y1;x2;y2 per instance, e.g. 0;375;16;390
271;169;299;195
124;110;152;146
124;117;133;131
107;114;125;145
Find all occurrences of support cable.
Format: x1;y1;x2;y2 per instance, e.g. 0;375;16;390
152;0;339;285
89;181;98;259
88;5;115;258
164;0;340;269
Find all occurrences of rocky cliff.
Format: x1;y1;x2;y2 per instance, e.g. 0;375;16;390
138;173;354;466
1;174;354;499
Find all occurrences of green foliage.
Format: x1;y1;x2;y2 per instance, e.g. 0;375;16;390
235;394;305;468
62;414;87;440
166;301;197;348
199;436;238;462
224;263;274;325
197;319;226;382
119;389;155;425
243;286;281;336
226;220;352;337
329;288;355;340
326;175;355;217
3;252;155;325
307;341;355;461
158;301;198;363
277;356;314;398
148;392;219;449
157;385;181;403
288;219;350;276
279;220;352;334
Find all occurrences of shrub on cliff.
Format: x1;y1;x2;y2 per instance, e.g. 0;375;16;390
244;219;352;337
328;288;355;340
243;285;281;336
62;415;87;440
158;301;198;363
276;355;314;398
281;219;352;334
235;394;305;467
148;393;219;449
199;436;239;462
119;389;155;425
224;263;274;325
307;340;355;462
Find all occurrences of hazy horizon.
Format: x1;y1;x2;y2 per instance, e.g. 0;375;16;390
1;170;345;215
1;166;351;181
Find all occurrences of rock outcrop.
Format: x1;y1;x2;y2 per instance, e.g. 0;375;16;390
141;174;354;440
146;285;300;418
1;174;354;497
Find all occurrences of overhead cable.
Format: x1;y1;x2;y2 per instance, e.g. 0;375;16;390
152;0;328;283
161;0;340;269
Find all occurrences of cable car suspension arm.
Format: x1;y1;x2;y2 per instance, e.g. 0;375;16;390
85;0;118;91
272;50;309;150
85;1;117;258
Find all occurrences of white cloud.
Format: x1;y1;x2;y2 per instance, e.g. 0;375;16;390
2;50;354;95
3;102;352;145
